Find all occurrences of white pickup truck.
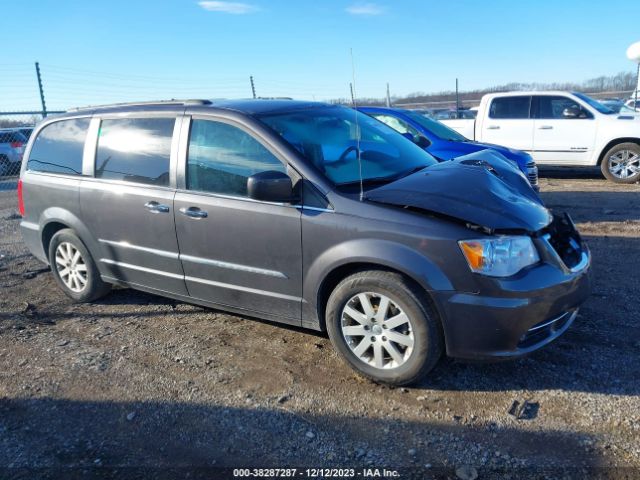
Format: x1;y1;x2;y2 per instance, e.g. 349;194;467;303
441;91;640;183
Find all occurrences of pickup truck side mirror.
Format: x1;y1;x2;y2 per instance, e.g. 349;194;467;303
562;106;583;119
247;170;296;203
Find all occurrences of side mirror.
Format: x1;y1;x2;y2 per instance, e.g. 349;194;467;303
415;135;431;149
562;106;581;118
247;170;295;203
401;132;414;142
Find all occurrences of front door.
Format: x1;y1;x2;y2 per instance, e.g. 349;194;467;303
174;117;302;322
80;115;188;295
532;95;597;165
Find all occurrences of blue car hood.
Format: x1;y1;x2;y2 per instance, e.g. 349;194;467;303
366;150;550;232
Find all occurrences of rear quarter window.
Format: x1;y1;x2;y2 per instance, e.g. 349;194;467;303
27;118;90;175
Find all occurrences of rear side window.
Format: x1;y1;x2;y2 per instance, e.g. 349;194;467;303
95;117;174;186
27;119;89;175
489;96;531;119
187;119;286;197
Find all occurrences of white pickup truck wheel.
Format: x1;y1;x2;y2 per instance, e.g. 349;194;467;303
601;143;640;184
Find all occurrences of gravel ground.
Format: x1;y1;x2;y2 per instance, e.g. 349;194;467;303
0;171;639;479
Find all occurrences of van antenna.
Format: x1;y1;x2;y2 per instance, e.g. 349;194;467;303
350;48;364;202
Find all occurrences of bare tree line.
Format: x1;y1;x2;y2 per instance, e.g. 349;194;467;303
332;71;638;107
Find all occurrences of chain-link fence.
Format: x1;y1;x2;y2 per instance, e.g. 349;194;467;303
0;112;47;178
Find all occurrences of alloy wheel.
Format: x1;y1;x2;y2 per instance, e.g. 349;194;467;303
55;242;88;293
608;150;640;179
340;292;414;369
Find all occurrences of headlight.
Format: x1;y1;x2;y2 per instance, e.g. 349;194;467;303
458;236;539;277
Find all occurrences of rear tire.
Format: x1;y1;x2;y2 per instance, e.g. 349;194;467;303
326;270;443;386
600;142;640;184
48;229;111;303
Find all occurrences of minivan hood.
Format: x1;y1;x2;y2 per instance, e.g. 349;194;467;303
366;150;551;232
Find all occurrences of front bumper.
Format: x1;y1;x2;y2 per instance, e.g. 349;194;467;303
433;216;591;360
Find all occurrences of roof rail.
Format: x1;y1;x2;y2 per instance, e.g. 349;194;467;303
67;99;212;112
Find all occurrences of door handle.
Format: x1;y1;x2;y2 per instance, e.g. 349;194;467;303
487;125;500;130
538;125;553;130
144;201;170;213
179;207;208;219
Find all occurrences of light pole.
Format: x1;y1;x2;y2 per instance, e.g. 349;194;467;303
626;41;640;112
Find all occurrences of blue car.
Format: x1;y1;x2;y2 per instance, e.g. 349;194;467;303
358;106;538;190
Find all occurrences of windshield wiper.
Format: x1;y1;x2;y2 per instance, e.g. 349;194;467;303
337;166;428;187
395;165;428;179
337;176;397;187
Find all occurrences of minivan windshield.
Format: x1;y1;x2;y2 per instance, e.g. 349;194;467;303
403;111;468;142
258;106;438;186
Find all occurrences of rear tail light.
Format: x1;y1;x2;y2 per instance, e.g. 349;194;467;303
10;141;23;149
17;179;25;216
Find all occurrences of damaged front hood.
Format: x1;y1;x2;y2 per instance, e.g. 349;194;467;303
366;150;552;232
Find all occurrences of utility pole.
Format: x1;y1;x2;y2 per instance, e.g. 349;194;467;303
635;63;639;112
35;62;47;117
455;78;460;117
386;83;391;107
250;75;256;99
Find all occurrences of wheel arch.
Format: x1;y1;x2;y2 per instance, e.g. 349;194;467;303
303;239;453;331
39;208;101;267
597;137;640;165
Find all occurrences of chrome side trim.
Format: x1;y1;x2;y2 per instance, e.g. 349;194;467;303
99;239;289;279
98;239;179;259
185;275;301;302
296;205;334;213
99;259;183;279
180;254;288;279
20;221;39;231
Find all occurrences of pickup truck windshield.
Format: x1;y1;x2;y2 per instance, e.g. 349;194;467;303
258;106;437;185
403;111;468;142
573;92;615;114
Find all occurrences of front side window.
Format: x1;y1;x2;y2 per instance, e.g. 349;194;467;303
489;96;531;119
27;118;89;175
536;96;591;119
371;114;420;138
187;119;286;197
258;106;437;186
95;117;174;186
403;111;467;141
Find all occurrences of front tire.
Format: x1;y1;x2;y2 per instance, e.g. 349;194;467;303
600;142;640;184
48;229;111;302
326;270;443;386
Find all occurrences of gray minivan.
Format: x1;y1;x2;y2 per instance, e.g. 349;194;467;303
18;99;591;385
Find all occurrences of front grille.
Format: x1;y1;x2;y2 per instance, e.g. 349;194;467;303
518;310;576;349
543;213;583;270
